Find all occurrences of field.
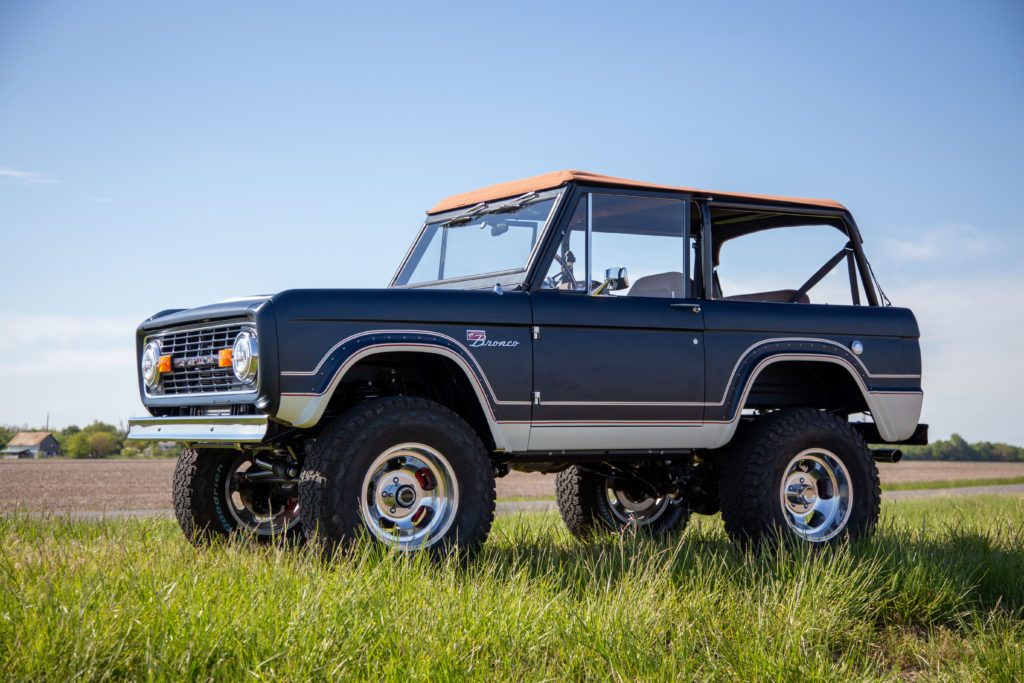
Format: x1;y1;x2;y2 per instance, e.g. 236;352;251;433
3;459;1024;511
1;497;1022;680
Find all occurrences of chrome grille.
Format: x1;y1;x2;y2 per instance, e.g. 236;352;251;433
150;322;256;396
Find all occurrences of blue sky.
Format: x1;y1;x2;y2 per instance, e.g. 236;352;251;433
1;1;1022;443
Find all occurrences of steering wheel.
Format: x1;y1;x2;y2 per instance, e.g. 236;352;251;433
545;254;579;290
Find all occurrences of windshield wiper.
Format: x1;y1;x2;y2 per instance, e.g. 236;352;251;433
441;202;486;228
488;191;539;214
440;192;544;227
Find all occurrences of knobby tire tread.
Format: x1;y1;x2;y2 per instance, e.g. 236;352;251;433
299;396;495;557
555;465;688;540
718;408;880;548
173;448;229;544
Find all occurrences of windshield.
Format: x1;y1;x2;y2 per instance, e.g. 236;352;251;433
392;191;561;287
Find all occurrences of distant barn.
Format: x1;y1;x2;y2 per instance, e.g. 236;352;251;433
2;432;61;458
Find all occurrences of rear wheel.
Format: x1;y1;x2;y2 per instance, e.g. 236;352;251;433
299;397;495;557
173;448;302;544
555;465;688;539
718;409;880;548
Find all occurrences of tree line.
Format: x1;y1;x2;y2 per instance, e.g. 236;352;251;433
0;422;183;458
896;433;1024;462
2;423;1022;461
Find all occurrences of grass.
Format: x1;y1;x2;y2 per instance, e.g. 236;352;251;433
496;476;1024;502
881;476;1024;491
1;497;1023;681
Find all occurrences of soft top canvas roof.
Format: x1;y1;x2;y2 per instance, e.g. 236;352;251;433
427;170;847;215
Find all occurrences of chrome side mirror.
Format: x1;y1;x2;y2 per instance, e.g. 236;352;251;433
603;266;629;292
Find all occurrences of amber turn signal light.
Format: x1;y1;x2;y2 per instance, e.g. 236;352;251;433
158;355;172;373
218;348;233;367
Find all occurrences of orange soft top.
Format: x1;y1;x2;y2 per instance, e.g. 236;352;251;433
427;170;847;214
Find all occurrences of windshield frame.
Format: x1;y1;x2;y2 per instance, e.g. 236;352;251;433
389;188;566;290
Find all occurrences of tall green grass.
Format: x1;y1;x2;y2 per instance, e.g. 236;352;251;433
881;475;1024;491
2;497;1022;681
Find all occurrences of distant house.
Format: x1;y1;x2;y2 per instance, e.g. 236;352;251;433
2;432;61;458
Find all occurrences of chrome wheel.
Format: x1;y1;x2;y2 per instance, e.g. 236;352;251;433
223;456;300;537
778;448;852;542
605;480;672;527
360;443;459;550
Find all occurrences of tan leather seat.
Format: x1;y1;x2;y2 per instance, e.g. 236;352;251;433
626;271;686;299
721;289;810;304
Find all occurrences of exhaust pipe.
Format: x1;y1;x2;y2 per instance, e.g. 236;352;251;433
872;448;903;463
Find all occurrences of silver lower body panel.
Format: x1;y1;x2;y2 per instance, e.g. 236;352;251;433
127;415;268;443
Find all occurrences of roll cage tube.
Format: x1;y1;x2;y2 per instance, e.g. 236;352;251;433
700;199;713;299
787;242;856;304
585;193;593;295
699;201;881;306
681;199;692;299
845;213;881;306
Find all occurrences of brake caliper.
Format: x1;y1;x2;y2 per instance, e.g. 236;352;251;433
415;467;436;491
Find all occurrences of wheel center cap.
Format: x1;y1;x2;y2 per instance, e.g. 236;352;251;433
395;485;416;507
785;474;817;512
377;473;418;518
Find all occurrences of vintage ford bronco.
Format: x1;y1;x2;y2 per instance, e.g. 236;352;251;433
128;170;925;553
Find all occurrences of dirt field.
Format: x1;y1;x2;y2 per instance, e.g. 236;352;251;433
874;460;1024;485
0;459;558;512
2;459;1024;512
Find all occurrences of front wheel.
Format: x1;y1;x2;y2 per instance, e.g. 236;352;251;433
555;465;689;539
718;409;880;548
173;448;302;545
298;397;495;557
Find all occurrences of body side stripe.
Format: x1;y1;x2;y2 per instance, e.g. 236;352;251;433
282;331;530;406
283;332;918;410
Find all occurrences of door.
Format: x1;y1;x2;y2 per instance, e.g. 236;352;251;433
528;191;707;451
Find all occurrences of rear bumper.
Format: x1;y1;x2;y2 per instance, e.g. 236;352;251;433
126;416;268;443
852;422;929;446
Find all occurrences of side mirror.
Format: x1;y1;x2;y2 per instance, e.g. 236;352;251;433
603;266;629;292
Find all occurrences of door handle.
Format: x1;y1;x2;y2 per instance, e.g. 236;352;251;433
671;303;702;314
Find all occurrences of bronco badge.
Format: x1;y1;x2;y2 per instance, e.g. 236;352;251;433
465;329;519;348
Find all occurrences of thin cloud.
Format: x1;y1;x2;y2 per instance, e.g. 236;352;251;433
0;314;137;375
885;272;1024;444
880;224;992;262
0;167;59;184
92;197;114;203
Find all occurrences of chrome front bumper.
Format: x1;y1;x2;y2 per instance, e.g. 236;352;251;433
126;415;268;443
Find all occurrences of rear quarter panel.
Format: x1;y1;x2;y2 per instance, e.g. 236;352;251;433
703;301;922;440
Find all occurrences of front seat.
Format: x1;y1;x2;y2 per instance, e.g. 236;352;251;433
627;271;686;299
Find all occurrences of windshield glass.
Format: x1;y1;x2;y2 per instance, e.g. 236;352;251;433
393;192;561;287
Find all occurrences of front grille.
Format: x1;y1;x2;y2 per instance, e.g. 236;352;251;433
150;321;256;396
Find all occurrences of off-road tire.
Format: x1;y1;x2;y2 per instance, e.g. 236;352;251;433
718;409;880;548
298;397;495;558
173;448;302;545
555;465;689;539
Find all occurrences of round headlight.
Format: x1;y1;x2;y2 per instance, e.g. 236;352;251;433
232;330;259;384
142;341;161;388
